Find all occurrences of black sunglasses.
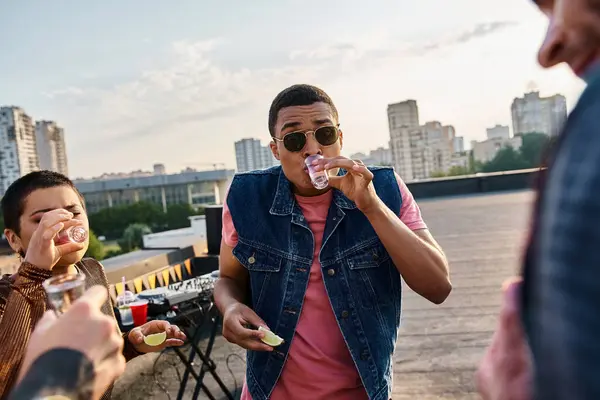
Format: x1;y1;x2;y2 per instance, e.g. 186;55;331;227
273;125;340;152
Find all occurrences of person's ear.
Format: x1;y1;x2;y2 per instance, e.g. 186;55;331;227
270;140;280;160
5;229;23;256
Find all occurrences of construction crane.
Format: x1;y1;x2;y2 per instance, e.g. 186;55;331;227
184;162;227;170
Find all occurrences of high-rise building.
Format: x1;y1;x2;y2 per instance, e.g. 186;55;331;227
388;100;419;180
349;147;393;166
471;123;523;164
387;100;420;130
511;92;567;137
486;124;510;140
472;136;523;163
369;147;393;166
35;121;68;176
450;152;470;169
390;118;458;181
260;146;277;169
0;107;39;194
452;136;465;153
388;100;465;180
235;138;278;172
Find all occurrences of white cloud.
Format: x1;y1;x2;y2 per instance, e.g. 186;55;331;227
48;38;332;176
42;86;85;99
289;43;361;61
45;19;582;178
286;20;519;69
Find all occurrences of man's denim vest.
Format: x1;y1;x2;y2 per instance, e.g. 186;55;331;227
227;166;403;400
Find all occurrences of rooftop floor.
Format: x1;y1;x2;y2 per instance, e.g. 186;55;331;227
393;190;532;399
113;190;533;399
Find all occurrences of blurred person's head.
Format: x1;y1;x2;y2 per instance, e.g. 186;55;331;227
268;84;343;196
524;0;600;285
2;171;89;267
535;0;600;80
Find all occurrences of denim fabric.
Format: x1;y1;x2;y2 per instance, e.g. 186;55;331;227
227;166;402;400
582;61;600;85
522;68;600;399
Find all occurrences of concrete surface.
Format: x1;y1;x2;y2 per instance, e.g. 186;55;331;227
112;190;533;399
112;335;246;400
392;190;532;399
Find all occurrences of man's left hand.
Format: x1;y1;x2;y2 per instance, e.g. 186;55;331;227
127;320;186;354
313;156;380;213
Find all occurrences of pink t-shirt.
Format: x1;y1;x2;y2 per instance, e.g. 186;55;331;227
222;173;427;400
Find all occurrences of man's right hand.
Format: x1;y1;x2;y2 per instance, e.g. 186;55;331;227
23;209;86;270
476;278;532;400
18;286;126;400
222;302;274;352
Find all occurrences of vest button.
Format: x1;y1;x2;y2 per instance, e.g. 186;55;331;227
248;256;256;264
341;310;349;318
327;269;335;276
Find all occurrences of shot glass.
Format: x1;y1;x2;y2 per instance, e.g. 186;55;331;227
43;273;86;315
54;226;88;245
305;154;329;190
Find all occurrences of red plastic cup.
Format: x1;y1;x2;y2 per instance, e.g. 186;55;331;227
130;300;149;327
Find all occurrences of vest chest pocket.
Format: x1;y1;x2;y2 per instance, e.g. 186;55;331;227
236;245;282;273
233;243;283;312
345;243;397;309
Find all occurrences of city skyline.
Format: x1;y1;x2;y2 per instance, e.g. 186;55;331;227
0;107;69;193
0;0;586;178
388;99;462;181
234;138;278;172
0;86;566;182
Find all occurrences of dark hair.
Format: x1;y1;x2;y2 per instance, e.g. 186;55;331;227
1;170;84;235
268;84;339;137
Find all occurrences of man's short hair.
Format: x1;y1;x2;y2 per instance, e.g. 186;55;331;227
268;84;339;137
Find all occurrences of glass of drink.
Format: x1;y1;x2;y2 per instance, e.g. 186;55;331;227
130;299;149;326
305;154;329;189
43;273;86;315
54;226;88;246
117;277;136;328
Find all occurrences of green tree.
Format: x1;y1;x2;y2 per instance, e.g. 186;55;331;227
89;202;165;240
469;132;549;174
518;132;550;167
446;165;470;176
468;150;484;173
166;203;201;230
118;223;152;253
481;146;529;173
88;200;205;250
430;171;446;178
84;230;105;260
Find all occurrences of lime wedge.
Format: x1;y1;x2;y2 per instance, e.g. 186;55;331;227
258;326;284;346
143;331;167;346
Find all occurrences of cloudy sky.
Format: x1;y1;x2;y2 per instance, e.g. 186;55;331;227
0;0;586;178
